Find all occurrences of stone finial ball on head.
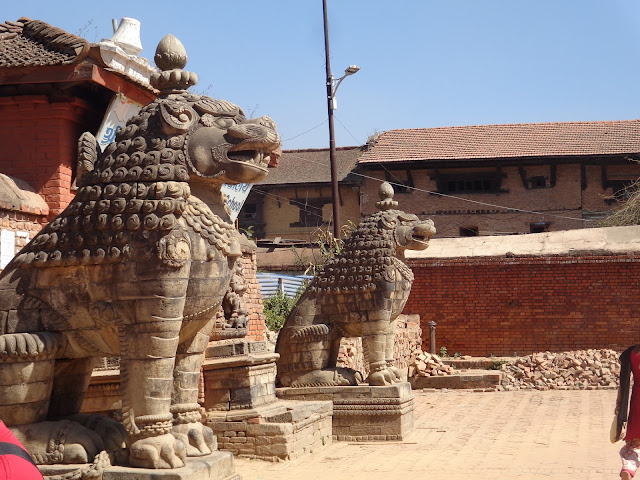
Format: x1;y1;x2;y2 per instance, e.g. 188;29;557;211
376;181;399;210
150;34;198;92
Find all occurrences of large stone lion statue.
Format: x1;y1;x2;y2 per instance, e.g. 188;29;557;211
275;184;435;388
0;35;280;469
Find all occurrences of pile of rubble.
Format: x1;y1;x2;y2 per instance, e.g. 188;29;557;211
500;349;620;391
409;352;455;377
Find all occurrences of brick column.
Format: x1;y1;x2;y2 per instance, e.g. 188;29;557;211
0;95;97;218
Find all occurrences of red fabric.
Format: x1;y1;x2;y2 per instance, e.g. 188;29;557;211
0;421;43;480
626;350;640;441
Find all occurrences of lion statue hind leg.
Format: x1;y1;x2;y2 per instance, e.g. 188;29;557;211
0;332;123;466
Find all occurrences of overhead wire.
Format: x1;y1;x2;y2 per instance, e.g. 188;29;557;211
250;187;358;224
282;119;328;142
251;188;325;217
333;114;362;145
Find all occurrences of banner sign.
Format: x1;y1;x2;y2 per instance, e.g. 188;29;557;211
0;230;15;269
221;183;253;222
96;93;143;152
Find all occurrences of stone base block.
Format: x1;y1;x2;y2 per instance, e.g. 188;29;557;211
202;340;279;411
203;399;333;461
276;382;414;441
39;451;239;480
82;368;121;414
410;370;502;390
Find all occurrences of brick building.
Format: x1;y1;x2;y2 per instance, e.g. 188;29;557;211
0;16;156;273
358;122;640;237
243;146;364;241
0;16;156;222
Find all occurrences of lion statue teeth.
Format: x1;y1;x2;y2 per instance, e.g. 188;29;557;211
0;34;280;469
275;183;435;388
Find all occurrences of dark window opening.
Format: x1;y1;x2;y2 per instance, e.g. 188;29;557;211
607;180;636;203
241;203;257;220
436;173;504;194
290;198;329;228
459;226;479;237
237;196;265;239
530;222;550;234
528;176;547;189
384;170;414;194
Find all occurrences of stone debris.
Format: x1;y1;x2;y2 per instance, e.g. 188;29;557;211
408;352;455;377
499;349;620;391
336;314;423;378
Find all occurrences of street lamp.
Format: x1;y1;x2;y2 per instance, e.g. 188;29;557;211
323;0;360;239
329;65;361;110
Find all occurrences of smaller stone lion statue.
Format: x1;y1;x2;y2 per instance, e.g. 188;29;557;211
275;183;435;387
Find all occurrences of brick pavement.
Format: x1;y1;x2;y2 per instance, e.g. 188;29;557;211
234;389;621;480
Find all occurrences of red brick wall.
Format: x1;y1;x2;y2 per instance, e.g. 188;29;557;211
0;95;96;219
238;248;267;341
405;254;640;356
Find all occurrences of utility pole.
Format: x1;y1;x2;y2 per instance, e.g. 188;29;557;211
322;0;341;239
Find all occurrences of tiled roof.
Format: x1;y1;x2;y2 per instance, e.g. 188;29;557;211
0;17;89;68
358;120;640;164
257;146;363;186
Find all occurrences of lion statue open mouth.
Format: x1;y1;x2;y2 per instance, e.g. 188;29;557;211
275;183;436;388
0;34;279;470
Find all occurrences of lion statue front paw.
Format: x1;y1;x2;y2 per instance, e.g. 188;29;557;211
172;422;215;457
129;434;186;469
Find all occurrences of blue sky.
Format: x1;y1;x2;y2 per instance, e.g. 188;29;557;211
6;1;640;150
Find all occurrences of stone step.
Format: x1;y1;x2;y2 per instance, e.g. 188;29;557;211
440;356;515;370
39;451;239;480
410;370;502;390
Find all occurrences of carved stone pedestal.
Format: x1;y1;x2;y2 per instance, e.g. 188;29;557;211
82;368;121;414
204;400;333;462
276;382;414;441
39;451;240;480
201;339;278;411
201;338;333;461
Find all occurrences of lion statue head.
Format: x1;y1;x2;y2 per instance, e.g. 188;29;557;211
13;35;280;269
308;206;436;294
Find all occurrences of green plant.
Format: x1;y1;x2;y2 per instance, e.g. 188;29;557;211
439;346;448;358
267;222;355;331
300;222;358;276
239;225;254;240
489;355;508;370
263;283;307;332
453;352;462;359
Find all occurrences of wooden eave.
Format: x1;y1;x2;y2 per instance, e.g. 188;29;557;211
258;182;338;190
0;62;157;105
358;153;640;170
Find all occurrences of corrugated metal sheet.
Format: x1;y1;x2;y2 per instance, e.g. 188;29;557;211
256;273;312;298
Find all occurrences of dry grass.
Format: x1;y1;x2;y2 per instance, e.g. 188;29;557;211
601;178;640;227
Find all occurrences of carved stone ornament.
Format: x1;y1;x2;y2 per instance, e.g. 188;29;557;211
0;33;280;470
210;260;250;339
276;183;436;388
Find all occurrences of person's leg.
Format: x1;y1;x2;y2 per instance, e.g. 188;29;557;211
620;441;640;479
